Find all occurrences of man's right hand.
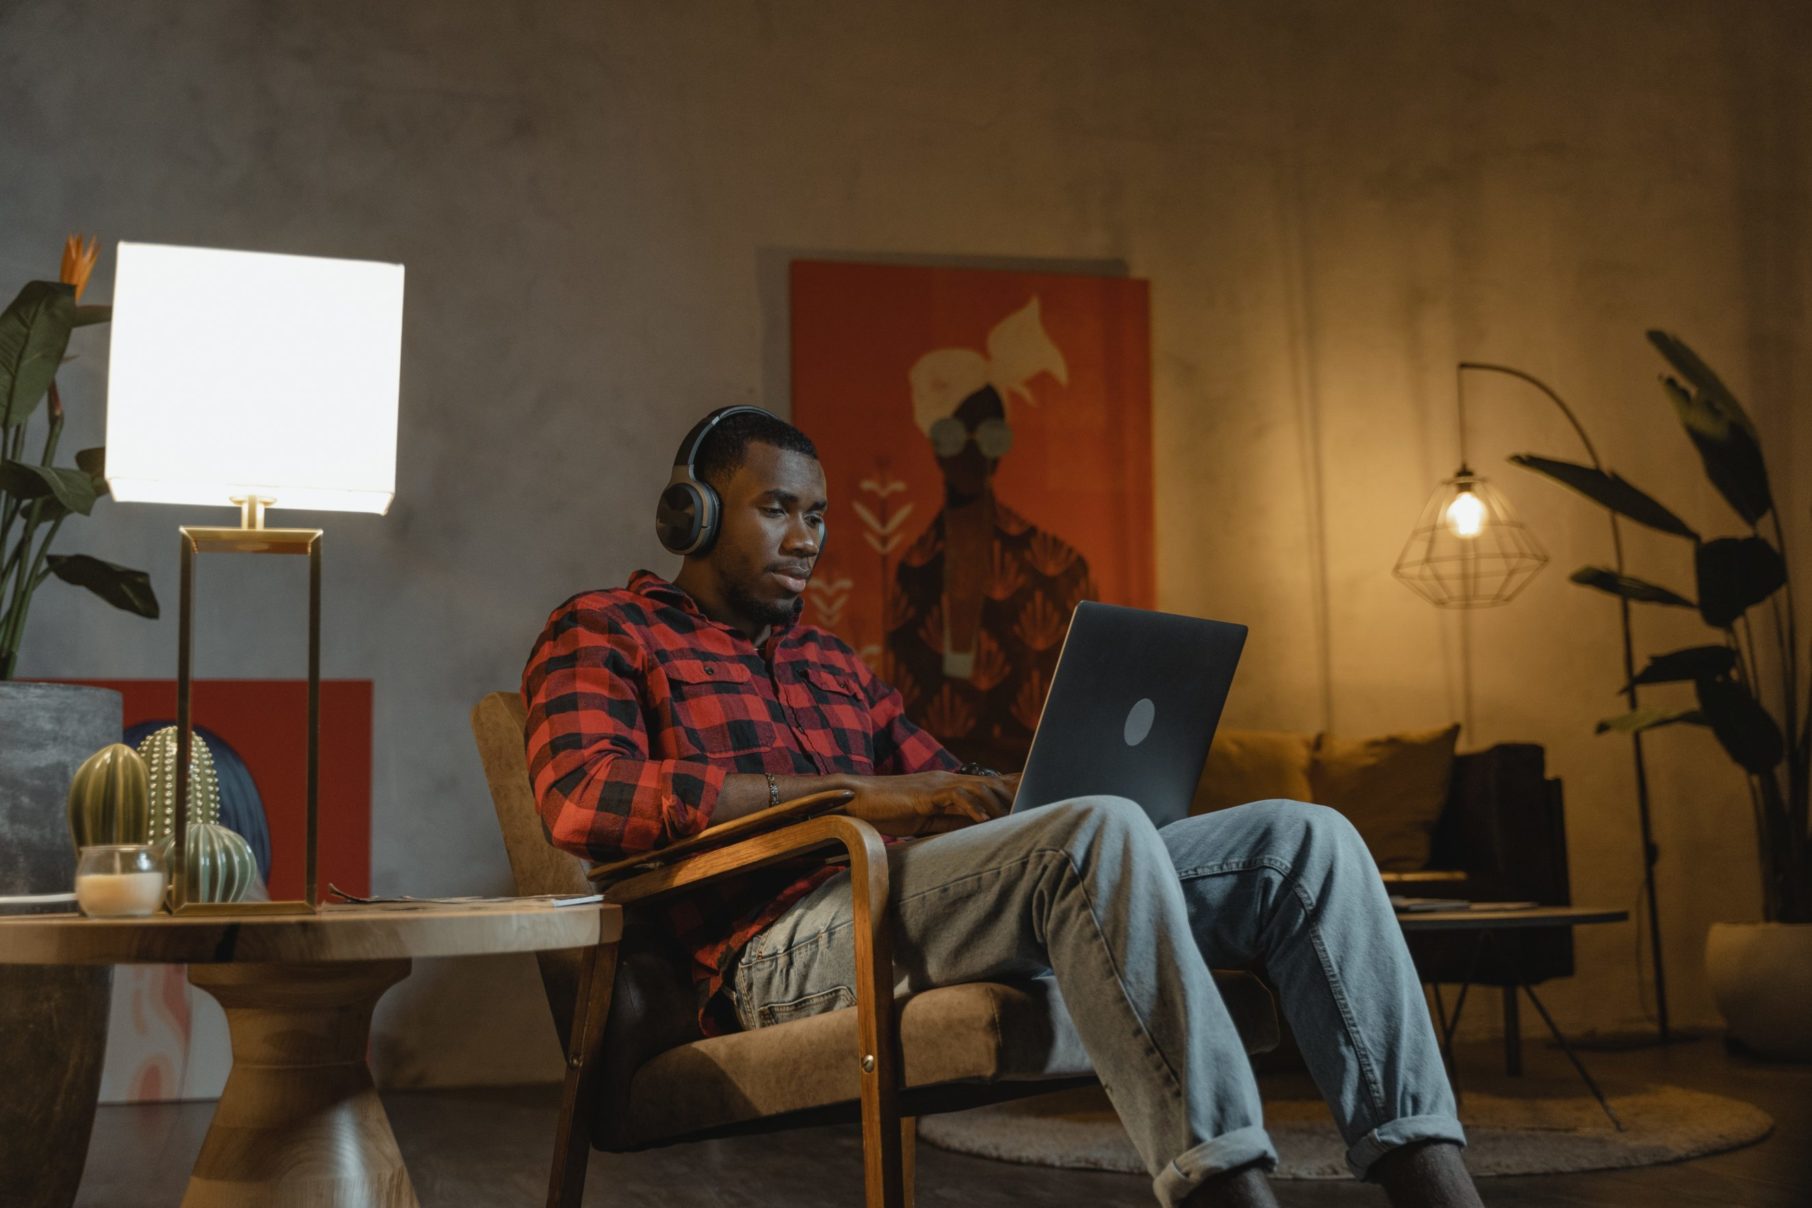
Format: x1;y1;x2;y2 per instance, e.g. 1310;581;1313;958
841;770;1018;837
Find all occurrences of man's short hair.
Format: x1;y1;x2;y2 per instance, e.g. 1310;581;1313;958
694;410;819;490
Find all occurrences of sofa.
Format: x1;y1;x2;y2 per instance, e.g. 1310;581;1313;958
1191;726;1575;1065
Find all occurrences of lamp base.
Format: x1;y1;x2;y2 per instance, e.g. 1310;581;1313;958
172;899;317;917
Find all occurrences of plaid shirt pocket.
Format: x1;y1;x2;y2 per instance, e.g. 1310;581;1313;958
793;665;875;767
662;657;780;757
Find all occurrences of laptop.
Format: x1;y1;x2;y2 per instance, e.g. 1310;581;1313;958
1010;601;1247;827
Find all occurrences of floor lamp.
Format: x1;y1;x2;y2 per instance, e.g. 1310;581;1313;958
1393;361;1678;1045
103;241;404;913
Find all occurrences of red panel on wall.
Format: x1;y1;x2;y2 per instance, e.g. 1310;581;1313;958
67;679;372;901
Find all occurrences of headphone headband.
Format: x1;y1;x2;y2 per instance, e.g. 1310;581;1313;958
670;405;777;476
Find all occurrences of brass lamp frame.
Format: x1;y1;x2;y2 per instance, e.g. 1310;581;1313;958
171;496;321;915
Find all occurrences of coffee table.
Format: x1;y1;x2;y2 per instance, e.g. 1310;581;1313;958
1397;905;1629;1127
0;900;622;1207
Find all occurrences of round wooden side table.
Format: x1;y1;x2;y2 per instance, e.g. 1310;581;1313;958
0;901;620;1208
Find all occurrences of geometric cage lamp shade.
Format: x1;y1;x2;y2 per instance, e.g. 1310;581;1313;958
1392;463;1549;608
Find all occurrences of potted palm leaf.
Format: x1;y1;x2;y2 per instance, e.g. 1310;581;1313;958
1512;331;1809;1059
0;236;160;1207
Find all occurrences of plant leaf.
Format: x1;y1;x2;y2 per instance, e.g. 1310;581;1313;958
1596;706;1710;735
0;281;76;428
45;554;160;618
0;459;97;515
1569;566;1695;607
1695;675;1785;772
74;447;108;497
1508;454;1699;539
1647;330;1772;519
1628;645;1738;688
1695;536;1785;628
71;304;111;328
1659;376;1772;527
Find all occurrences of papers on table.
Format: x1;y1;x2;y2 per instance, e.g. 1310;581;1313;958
1389;895;1543;913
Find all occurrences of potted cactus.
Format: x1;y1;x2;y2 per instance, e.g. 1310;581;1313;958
0;237;158;1208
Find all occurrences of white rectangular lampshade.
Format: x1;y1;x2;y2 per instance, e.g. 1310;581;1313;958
105;242;404;515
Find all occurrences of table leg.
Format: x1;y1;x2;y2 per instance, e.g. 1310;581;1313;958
182;959;417;1208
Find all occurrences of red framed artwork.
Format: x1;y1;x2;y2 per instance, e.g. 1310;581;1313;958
791;260;1152;769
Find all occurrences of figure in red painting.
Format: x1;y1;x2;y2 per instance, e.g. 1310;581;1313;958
886;297;1096;771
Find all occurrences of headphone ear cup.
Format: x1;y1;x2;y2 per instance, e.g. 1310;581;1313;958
656;481;706;554
689;481;722;555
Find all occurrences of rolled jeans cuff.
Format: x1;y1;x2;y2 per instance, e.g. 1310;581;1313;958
1152;1125;1278;1206
1346;1113;1468;1180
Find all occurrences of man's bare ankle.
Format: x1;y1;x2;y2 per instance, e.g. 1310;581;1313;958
1369;1140;1484;1208
1179;1161;1279;1208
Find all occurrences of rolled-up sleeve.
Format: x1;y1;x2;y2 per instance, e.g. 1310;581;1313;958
521;601;725;860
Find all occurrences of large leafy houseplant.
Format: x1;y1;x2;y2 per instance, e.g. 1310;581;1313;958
0;237;158;679
1511;331;1807;923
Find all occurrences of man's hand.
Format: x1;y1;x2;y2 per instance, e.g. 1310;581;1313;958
841;770;1019;837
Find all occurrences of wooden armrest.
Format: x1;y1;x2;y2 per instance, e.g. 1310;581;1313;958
586;788;855;884
602;809;885;908
601;807;907;1197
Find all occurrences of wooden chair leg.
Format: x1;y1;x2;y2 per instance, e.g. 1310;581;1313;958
835;816;905;1208
901;1117;916;1208
548;942;619;1208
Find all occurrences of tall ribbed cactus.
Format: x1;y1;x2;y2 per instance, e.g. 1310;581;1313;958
66;743;151;850
136;726;255;904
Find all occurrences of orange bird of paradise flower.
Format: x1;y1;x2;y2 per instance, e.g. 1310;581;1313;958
60;234;99;302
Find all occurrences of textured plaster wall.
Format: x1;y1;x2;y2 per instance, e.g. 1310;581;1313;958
3;0;1806;1085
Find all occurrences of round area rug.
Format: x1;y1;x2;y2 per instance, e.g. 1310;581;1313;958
917;1084;1773;1178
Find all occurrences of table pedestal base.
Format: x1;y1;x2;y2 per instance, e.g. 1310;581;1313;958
184;959;417;1208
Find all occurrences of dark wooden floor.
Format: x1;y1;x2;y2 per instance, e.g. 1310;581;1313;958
78;1036;1810;1206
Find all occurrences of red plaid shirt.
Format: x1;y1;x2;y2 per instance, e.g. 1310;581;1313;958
521;570;958;1033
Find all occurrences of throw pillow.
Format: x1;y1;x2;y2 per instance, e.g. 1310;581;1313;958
1309;724;1461;870
1191;729;1316;815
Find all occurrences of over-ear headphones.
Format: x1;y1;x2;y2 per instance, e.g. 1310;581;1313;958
655;405;778;556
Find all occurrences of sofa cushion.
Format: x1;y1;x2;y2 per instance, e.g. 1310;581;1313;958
623;971;1276;1147
1190;728;1316;815
1311;724;1460;870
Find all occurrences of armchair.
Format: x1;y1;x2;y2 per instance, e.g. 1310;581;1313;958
471;691;1280;1208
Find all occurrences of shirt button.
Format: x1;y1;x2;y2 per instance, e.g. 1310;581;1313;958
705;666;715;675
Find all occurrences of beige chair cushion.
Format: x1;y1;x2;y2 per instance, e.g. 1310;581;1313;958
626;972;1276;1146
1311;724;1460;870
1191;728;1316;815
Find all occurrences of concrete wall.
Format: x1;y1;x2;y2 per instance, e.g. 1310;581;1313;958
3;0;1805;1084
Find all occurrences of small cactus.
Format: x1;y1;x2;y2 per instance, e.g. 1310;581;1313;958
137;725;254;904
167;821;257;904
137;725;222;843
67;743;151;851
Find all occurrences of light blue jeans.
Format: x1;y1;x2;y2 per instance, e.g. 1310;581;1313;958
727;797;1464;1204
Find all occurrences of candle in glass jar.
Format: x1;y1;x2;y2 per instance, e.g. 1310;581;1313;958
76;871;166;917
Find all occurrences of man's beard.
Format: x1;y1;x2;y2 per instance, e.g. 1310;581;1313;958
725;576;800;629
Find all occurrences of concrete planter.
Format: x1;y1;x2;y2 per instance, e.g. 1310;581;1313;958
0;682;122;1208
1706;920;1812;1062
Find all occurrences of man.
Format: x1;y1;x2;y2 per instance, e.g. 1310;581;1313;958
522;409;1481;1208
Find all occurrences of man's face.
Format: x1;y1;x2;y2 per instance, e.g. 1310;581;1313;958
705;442;827;632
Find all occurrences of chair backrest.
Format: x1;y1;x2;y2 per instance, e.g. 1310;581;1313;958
471;691;593;1041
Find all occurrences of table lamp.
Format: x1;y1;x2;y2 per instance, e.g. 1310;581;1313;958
105;242;404;914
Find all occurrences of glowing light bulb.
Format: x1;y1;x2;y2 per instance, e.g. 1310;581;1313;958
1444;489;1486;538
